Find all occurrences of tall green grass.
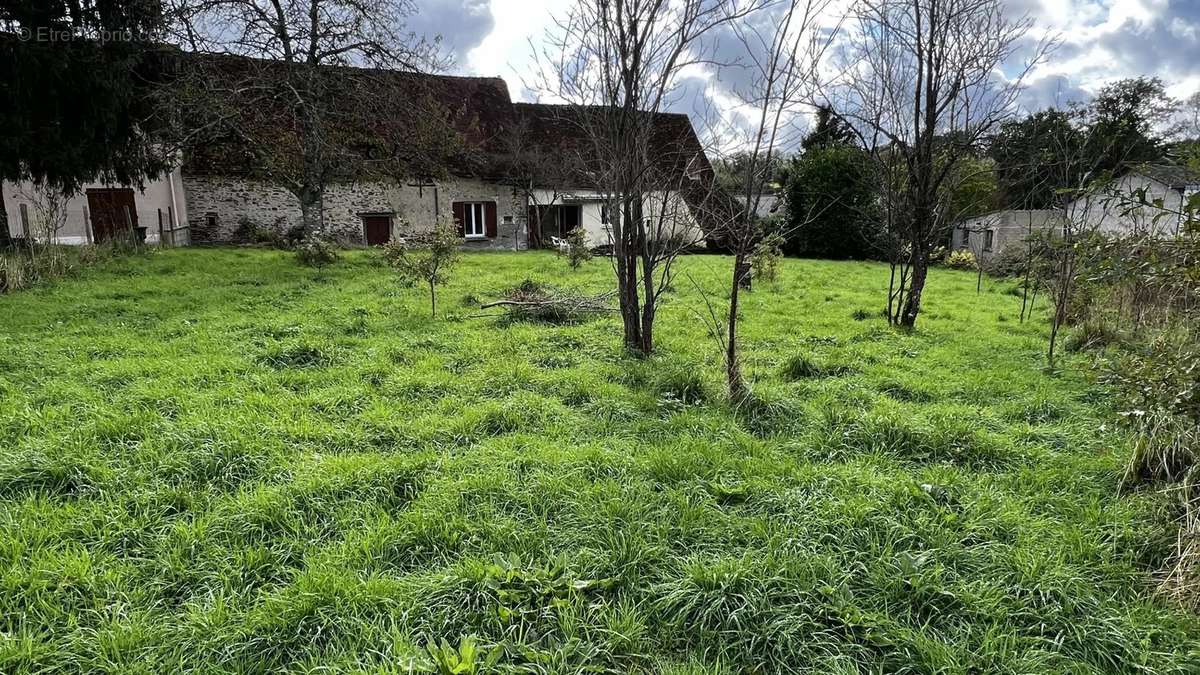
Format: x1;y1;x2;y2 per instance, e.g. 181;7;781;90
0;248;1196;672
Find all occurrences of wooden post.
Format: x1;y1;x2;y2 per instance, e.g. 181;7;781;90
83;206;93;244
157;208;165;246
124;205;133;235
167;206;175;246
18;203;30;239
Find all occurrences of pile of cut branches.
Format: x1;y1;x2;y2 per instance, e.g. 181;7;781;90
478;279;614;324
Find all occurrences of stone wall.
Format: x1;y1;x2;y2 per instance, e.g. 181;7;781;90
182;174;527;249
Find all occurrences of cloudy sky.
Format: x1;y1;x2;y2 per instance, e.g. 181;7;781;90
409;0;1200;138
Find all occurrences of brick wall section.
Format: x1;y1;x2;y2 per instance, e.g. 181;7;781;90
182;174;526;249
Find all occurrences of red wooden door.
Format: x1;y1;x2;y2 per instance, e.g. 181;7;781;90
362;215;392;245
86;188;137;242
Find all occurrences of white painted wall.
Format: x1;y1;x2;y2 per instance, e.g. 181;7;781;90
2;168;189;245
1067;173;1194;236
530;188;704;248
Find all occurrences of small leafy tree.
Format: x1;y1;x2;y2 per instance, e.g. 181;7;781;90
382;218;461;318
564;228;592;269
750;229;784;284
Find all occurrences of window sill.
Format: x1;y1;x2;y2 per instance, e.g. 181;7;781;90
464;235;489;241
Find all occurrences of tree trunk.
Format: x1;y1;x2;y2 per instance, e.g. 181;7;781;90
735;256;752;291
639;269;655;354
899;250;928;329
726;252;748;403
639;301;654;354
298;193;322;237
0;187;12;248
429;281;437;319
1047;254;1072;367
616;197;646;355
887;261;898;324
1019;254;1032;323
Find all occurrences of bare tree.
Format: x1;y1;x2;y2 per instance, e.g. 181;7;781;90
539;0;759;355
706;0;838;402
12;181;77;281
1180;91;1200;140
1016;103;1155;365
827;0;1049;328
165;0;445;236
500;109;572;251
15;182;73;246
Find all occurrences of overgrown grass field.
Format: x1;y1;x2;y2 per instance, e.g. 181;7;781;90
1;249;1197;673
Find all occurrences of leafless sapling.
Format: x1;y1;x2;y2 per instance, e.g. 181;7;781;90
826;0;1049;328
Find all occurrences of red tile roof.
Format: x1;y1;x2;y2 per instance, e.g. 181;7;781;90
178;53;712;190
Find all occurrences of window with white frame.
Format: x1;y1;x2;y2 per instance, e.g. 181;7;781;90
462;202;486;238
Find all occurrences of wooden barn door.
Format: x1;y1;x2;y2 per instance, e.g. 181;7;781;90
362;215;392;245
86;188;137;242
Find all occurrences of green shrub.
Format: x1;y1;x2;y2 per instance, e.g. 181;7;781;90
381;219;461;318
983;245;1028;277
750;231;784;284
1;240;142;294
295;235;339;268
779;354;853;380
233;216;287;247
944;249;976;270
781;354;823;379
654;362;707;405
564;228;593;269
1064;319;1123;353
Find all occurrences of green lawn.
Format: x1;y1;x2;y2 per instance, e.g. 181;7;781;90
1;248;1197;673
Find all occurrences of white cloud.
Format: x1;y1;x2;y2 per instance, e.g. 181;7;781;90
461;0;571;100
432;0;1200;127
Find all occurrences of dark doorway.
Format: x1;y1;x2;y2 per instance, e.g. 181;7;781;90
361;214;392;246
86;188;137;242
559;204;581;237
527;204;583;248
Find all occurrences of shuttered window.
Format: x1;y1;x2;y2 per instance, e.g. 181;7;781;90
452;201;498;239
463;203;485;237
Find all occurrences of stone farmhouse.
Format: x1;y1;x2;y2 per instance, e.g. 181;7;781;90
954;164;1200;260
2;57;721;250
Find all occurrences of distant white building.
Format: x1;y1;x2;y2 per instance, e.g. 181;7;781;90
1066;164;1199;237
954;164;1200;260
953;209;1062;259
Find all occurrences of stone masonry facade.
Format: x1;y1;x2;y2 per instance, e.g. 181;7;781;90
183;174;527;250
